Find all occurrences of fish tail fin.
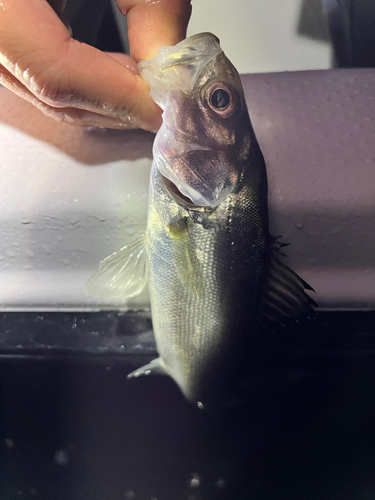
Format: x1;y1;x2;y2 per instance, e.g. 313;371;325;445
260;236;317;324
127;358;166;379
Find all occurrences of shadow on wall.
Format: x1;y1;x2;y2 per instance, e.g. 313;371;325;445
0;88;154;165
297;0;331;43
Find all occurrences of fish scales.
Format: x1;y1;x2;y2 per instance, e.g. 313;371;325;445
86;33;316;406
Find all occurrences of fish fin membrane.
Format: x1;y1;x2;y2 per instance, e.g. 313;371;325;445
261;237;317;322
85;235;147;300
127;358;165;379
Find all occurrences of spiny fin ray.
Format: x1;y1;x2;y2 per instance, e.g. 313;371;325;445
261;236;317;323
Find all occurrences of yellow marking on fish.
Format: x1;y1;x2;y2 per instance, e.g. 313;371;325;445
167;218;188;238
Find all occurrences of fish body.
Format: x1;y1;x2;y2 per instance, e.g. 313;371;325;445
86;33;315;405
147;146;268;404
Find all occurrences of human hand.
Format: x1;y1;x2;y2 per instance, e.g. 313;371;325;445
0;0;191;131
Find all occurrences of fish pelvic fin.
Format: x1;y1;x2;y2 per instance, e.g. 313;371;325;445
85;235;147;300
261;236;317;324
127;358;166;379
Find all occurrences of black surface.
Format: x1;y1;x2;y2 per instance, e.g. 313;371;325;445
322;0;375;67
1;311;375;499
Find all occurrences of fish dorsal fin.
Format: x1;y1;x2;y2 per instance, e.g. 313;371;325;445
261;237;317;323
85;235;147;300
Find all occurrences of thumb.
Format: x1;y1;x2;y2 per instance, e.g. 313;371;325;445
0;0;162;131
116;0;192;62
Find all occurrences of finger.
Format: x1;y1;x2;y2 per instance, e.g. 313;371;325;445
0;65;142;129
116;0;192;61
0;0;162;131
105;52;140;75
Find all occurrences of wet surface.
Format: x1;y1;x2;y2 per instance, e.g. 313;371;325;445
0;311;375;499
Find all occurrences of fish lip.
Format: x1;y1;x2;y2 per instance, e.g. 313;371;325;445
158;172;212;212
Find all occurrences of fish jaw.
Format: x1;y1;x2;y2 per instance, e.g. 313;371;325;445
150;81;251;209
153;130;239;208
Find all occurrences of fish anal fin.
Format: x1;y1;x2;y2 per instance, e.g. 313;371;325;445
85;234;147;301
127;358;166;379
261;236;317;323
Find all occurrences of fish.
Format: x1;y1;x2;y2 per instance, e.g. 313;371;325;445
86;33;316;406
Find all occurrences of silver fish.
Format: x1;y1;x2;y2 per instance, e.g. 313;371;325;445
86;33;315;406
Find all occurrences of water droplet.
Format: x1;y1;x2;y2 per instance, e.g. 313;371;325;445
25;249;35;258
215;479;227;489
42;244;52;255
124;491;135;500
30;489;37;496
309;230;322;237
126;228;135;235
22;263;33;270
105;234;111;240
197;401;204;409
144;369;151;376
16;490;23;497
4;438;14;449
12;241;20;247
71;324;77;329
329;227;340;235
6;249;17;257
294;221;303;229
54;449;69;466
188;473;201;488
0;255;4;261
60;258;70;266
56;234;63;242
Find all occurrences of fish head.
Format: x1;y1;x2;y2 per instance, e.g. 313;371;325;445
140;33;253;210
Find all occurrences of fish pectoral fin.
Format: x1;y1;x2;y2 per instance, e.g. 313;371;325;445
127;358;166;379
261;236;317;323
85;235;147;300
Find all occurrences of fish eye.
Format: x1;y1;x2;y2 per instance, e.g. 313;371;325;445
210;88;230;110
205;83;238;118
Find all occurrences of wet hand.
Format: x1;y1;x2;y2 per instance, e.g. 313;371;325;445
0;0;191;131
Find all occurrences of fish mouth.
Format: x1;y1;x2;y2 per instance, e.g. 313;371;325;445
159;172;209;212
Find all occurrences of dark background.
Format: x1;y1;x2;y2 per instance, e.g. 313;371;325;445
1;311;375;500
